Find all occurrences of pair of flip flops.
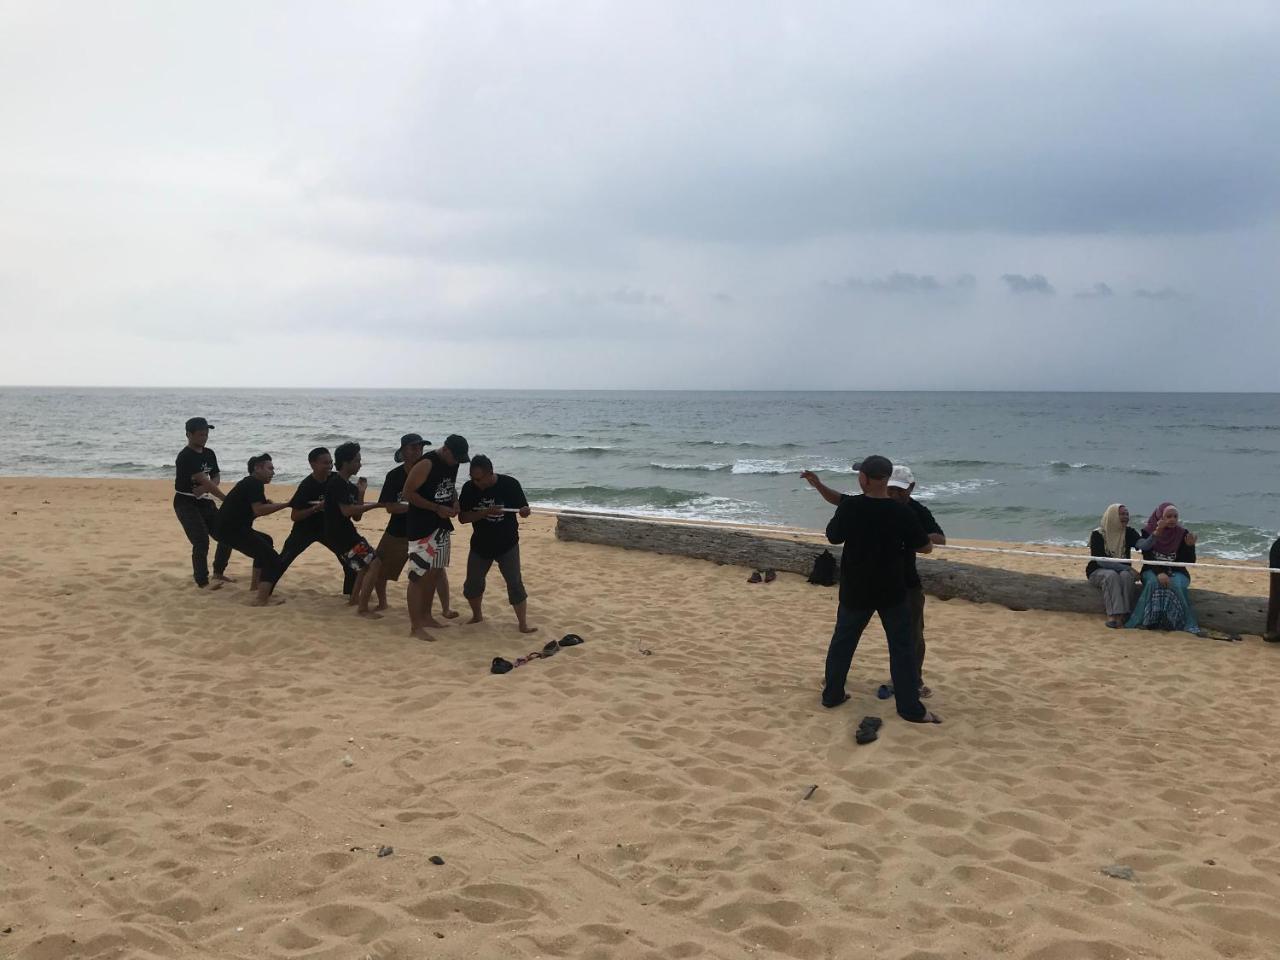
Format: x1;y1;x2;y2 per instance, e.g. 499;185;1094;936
491;634;585;674
855;716;882;745
747;568;777;584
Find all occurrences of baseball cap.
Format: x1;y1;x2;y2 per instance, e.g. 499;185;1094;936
888;465;915;489
393;432;428;463
185;417;214;433
443;434;470;463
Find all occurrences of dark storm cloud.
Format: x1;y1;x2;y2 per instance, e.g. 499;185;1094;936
1002;274;1056;295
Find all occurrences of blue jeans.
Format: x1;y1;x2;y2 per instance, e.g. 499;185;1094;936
823;601;926;721
1125;570;1200;634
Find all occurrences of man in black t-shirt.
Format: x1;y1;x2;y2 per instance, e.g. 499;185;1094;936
323;442;388;618
214;454;291;605
172;416;234;588
374;432;456;615
803;455;939;724
277;447;356;596
458;455;536;633
887;465;946;697
1265;536;1279;643
403;434;469;640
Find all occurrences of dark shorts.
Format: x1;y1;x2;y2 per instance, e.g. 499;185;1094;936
376;533;410;581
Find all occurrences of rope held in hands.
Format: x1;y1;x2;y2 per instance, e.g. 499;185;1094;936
541;506;1280;575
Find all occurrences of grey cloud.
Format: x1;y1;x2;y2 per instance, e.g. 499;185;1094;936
1002;274;1056;295
1133;286;1187;300
1074;282;1115;299
839;272;975;294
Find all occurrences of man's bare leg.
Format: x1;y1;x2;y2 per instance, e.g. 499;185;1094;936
250;567;261;591
356;560;383;618
250;580;284;606
422;569;451;628
374;573;389;611
214;572;236;584
438;570;460;620
407;574;437;640
513;600;537;634
466;594;484;624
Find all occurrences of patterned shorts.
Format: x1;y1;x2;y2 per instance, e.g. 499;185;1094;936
408;530;451;579
340;537;378;574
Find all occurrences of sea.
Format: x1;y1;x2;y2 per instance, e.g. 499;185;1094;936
2;388;1277;559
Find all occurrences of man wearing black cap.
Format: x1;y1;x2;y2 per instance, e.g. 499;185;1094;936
403;434;469;639
172;417;234;589
373;433;433;610
214;454;291;605
809;455;941;725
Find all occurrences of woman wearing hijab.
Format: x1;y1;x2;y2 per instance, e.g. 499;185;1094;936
1086;504;1142;628
1125;502;1201;635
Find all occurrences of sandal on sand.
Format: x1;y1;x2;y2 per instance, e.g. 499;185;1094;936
876;684;893;700
747;570;763;583
905;710;943;724
763;568;777;583
855;716;882;745
491;657;514;674
559;634;585;647
1105;621;1121;629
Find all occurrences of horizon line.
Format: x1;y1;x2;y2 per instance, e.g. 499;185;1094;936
3;385;1280;396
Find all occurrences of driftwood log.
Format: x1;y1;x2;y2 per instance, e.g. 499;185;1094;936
554;513;1269;638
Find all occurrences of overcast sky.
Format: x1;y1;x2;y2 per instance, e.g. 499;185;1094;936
2;1;1277;390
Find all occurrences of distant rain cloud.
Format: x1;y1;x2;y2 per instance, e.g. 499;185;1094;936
841;272;976;294
1074;282;1115;299
1002;274;1056;295
1133;286;1186;300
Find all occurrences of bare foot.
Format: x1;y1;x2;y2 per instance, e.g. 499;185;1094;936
443;609;461;620
375;601;388;611
356;609;383;620
213;573;236;584
518;624;539;634
346;597;358;607
423;618;450;629
203;581;223;592
466;615;484;624
409;627;438;642
251;596;286;607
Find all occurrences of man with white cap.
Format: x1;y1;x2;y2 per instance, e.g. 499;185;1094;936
886;465;946;697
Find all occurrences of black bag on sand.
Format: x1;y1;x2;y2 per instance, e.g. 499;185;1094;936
808;550;837;586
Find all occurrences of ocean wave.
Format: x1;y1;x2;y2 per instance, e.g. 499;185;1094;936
912;479;1001;500
1047;461;1104;472
505;443;620;455
649;462;732;472
732;458;854;475
1046;461;1163;477
528;484;766;522
923;458;1017;469
686;440;802;450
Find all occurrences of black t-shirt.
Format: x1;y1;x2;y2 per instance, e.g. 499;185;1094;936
288;474;328;541
323;474;361;553
216;476;266;538
379;465;409;538
174;446;220;494
406;452;459;539
459;475;529;559
825;494;928;609
903;498;944;589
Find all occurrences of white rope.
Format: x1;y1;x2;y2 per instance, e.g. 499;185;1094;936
541;506;1280;575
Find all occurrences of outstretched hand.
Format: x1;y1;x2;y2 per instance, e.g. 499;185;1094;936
800;470;820;488
1185;531;1197;547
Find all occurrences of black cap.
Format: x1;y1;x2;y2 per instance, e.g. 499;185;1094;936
443;434;470;463
855;455;893;480
393;432;428;463
185;417;214;433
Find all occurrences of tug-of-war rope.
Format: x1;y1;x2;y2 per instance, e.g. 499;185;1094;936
543;506;1280;575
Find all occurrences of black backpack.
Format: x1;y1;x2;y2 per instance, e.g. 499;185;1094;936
807;550;837;586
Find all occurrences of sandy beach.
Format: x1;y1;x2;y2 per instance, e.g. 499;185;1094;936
2;476;1278;960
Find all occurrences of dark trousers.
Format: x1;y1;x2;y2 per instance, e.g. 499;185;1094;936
279;526;356;595
908;586;927;687
1267;538;1280;640
462;545;527;606
220;529;282;584
173;494;232;586
823;600;925;721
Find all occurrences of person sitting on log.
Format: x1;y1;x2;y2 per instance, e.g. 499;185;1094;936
1086;504;1143;629
1125;502;1201;635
